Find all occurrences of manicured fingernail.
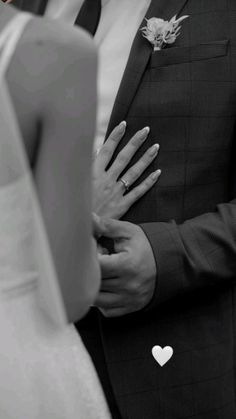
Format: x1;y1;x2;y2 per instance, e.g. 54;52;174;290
119;121;127;130
151;169;161;180
142;126;150;135
150;143;159;155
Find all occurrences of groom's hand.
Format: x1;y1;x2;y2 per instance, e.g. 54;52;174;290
94;218;157;317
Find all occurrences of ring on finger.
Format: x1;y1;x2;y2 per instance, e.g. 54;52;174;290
119;177;130;192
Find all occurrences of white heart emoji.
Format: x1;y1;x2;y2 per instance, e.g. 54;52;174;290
152;345;173;367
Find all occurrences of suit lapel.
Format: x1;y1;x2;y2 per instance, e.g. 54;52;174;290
18;0;48;14
106;0;189;137
37;0;49;15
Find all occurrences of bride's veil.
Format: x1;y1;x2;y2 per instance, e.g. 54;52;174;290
0;13;67;327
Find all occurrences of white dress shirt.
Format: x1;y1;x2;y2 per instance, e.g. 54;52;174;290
46;0;151;152
46;0;84;23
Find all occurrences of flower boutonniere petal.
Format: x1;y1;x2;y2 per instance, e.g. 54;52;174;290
141;14;189;51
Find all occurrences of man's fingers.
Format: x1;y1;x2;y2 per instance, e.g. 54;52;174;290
98;252;124;277
96;217;132;239
109;126;150;179
92;213;121;239
98;307;129;318
100;278;121;292
124;169;161;208
95;292;124;309
95;121;127;170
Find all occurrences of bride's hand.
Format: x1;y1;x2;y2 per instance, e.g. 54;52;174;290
92;122;161;219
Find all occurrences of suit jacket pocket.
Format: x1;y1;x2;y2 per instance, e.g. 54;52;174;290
149;40;229;68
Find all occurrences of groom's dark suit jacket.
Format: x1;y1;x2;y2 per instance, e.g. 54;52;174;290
14;0;236;418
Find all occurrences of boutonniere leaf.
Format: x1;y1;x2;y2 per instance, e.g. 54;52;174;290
141;14;189;51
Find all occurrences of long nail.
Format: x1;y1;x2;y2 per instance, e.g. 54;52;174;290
149;143;159;156
141;126;150;135
119;121;127;131
139;126;150;143
151;169;161;180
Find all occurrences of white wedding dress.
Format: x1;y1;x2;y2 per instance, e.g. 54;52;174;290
0;12;110;419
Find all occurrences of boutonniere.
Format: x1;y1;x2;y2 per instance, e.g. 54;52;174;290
141;15;189;51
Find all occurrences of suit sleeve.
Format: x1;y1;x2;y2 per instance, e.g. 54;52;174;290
12;0;24;9
140;198;236;310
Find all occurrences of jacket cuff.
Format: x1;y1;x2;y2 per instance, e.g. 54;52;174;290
139;221;185;312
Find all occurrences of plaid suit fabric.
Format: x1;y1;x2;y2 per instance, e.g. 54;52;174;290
14;0;236;418
99;2;236;418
